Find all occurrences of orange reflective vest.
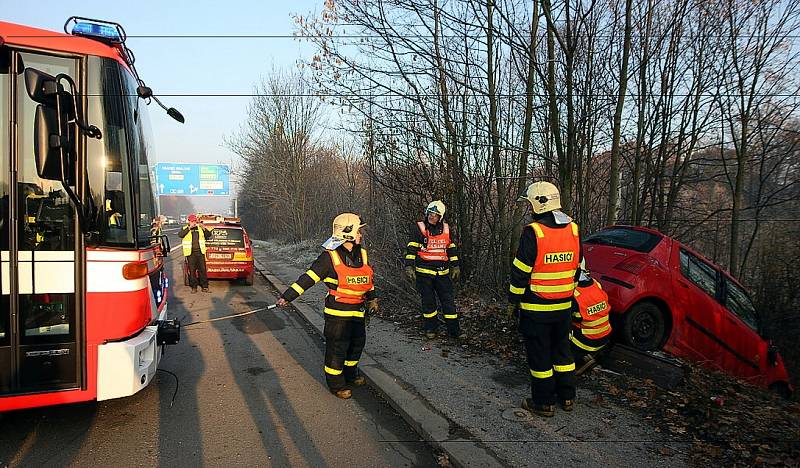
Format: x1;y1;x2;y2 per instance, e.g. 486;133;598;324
327;249;374;305
573;279;612;339
529;222;580;300
416;222;451;262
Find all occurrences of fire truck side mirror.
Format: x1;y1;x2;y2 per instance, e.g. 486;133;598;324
25;67;74;181
34;105;70;181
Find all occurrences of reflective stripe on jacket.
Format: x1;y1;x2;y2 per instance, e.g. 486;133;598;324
528;222;580;300
181;226;207;256
573;279;612;339
327;249;374;305
416;221;451;262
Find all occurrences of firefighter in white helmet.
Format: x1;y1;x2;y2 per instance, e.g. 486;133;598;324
277;213;378;400
403;200;464;339
507;182;582;417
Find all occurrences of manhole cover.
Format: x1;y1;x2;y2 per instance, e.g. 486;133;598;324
502;407;533;422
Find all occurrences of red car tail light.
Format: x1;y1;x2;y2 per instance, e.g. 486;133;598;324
613;255;649;274
244;233;253;258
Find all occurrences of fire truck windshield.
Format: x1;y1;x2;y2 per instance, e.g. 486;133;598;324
88;57;157;248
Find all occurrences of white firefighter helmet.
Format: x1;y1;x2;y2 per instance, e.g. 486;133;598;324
425;200;446;218
578;268;591;283
322;213;365;250
518;181;562;214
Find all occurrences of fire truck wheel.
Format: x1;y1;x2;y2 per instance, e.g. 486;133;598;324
243;271;254;286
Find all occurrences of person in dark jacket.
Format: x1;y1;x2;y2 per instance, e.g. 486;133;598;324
403;200;463;339
507;182;583;417
570;269;612;365
277;213;378;400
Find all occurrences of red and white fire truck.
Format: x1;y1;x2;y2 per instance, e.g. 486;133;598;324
0;18;181;412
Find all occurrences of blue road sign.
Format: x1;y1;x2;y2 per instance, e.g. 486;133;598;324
155;163;230;196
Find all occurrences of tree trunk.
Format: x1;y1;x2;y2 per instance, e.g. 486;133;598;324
511;0;540;259
486;0;509;284
605;0;634;225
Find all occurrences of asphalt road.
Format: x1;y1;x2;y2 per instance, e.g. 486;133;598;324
0;229;437;467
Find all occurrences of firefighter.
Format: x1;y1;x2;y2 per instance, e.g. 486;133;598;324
179;214;211;293
570;269;612;365
403;200;463;339
507;182;582;417
276;213;379;400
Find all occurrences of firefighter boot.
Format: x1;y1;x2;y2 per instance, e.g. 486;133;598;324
560;399;575;411
522;398;555;417
351;376;366;386
334;388;352;399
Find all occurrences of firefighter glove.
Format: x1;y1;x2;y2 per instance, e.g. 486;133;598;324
366;298;379;315
450;265;461;282
505;302;519;320
404;266;416;283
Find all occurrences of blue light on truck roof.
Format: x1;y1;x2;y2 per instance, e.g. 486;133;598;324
71;22;123;43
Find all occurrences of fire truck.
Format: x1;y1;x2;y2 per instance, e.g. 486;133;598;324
0;18;181;411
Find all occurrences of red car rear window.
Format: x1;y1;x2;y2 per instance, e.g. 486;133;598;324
206;227;245;248
584;228;662;253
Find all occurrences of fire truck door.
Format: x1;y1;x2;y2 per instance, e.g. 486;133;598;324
1;50;83;396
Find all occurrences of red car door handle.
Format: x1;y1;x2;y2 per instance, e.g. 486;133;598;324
678;280;690;289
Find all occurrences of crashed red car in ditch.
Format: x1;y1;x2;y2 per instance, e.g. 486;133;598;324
583;225;791;397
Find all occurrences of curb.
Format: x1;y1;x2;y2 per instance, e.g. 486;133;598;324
253;258;504;468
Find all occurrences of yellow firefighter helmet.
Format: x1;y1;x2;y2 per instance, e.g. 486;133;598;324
323;213;365;250
333;213;365;241
518;181;562;214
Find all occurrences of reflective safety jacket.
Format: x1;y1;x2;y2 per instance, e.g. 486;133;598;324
179;225;209;256
280;244;376;320
528;222;580;300
508;213;583;321
328;249;374;305
572;279;612;340
404;221;460;276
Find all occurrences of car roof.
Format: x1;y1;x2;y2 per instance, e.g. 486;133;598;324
601;224;667;239
206;223;246;232
601;224;747;290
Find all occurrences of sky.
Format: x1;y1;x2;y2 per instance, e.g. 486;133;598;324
2;0;325;205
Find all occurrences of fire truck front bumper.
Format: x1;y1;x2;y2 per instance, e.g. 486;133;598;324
96;325;160;401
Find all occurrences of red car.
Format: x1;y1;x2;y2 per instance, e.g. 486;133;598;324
184;216;255;285
583;225;791;396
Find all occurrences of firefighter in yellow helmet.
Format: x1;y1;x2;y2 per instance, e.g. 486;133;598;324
507;182;582;417
403;200;464;339
277;213;378;400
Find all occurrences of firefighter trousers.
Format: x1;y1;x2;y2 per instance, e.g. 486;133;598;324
323;317;366;392
186;251;208;289
519;313;576;406
415;274;459;336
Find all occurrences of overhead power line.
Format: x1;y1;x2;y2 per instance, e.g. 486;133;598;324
87;93;800;98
